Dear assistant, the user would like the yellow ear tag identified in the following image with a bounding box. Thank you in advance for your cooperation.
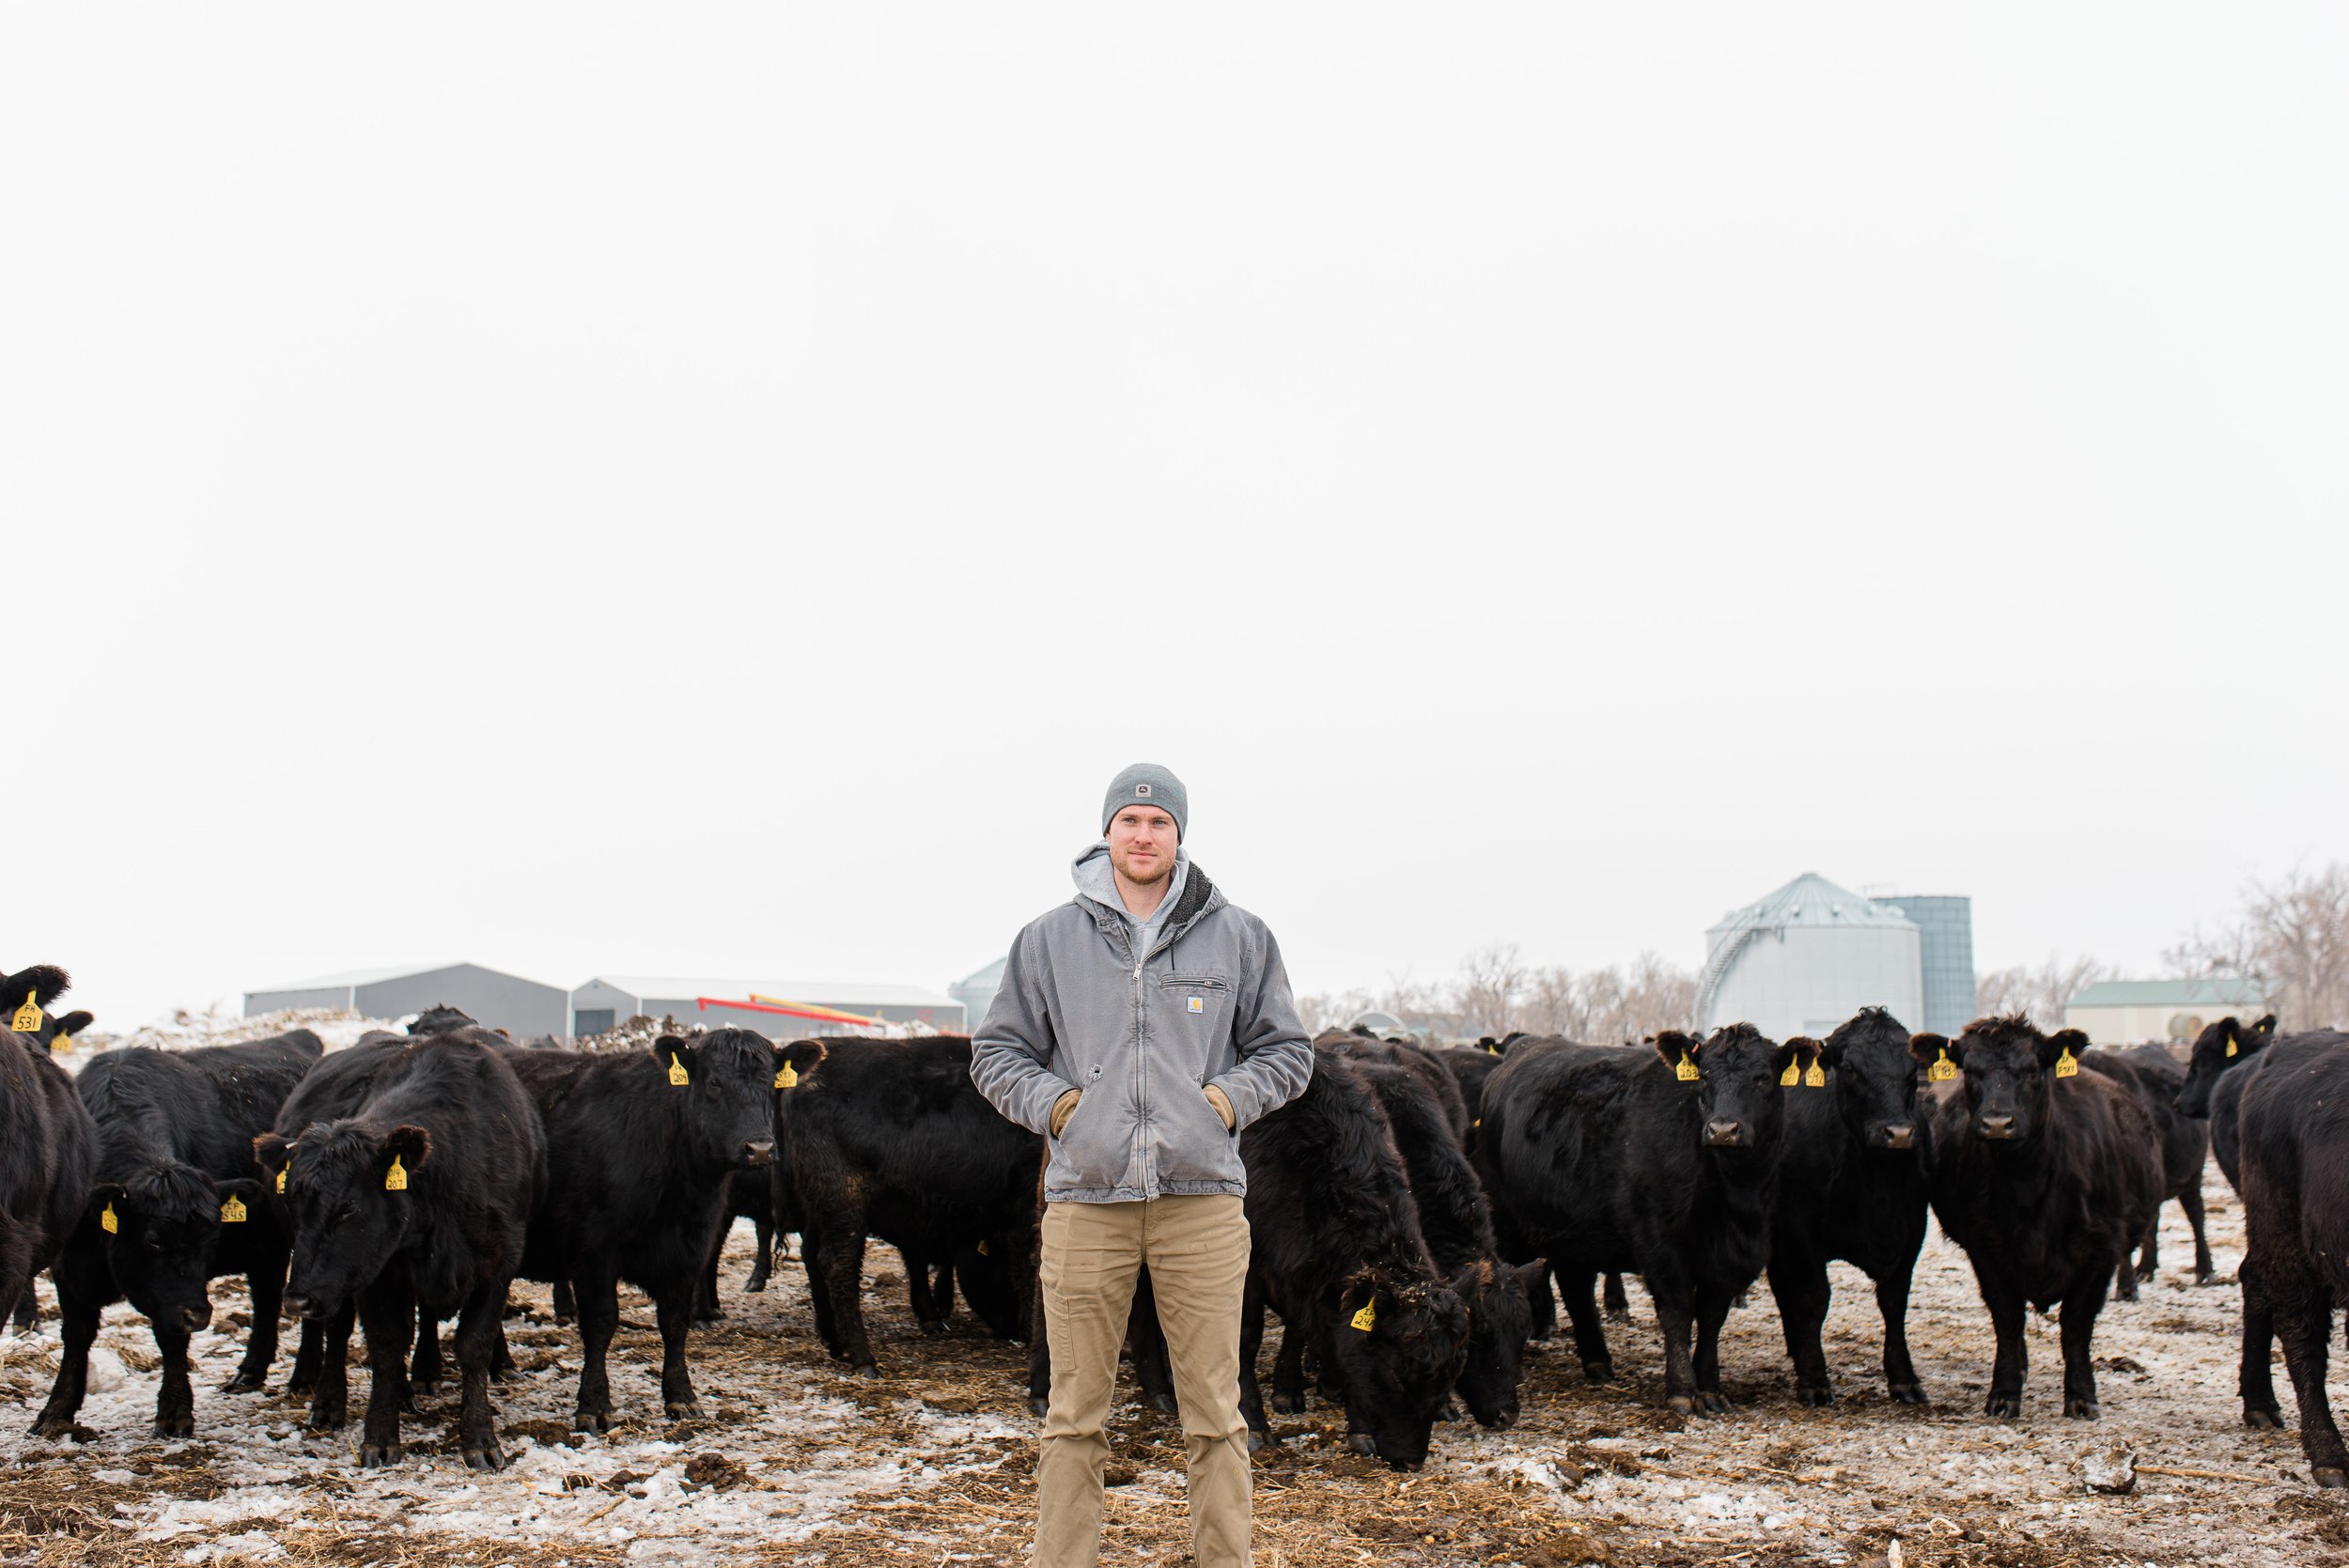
[1486,1043,1499,1056]
[220,1195,247,1224]
[11,992,41,1033]
[975,1239,990,1257]
[101,1203,118,1234]
[1350,1298,1377,1332]
[1674,1053,1699,1082]
[774,1062,797,1089]
[275,1167,288,1194]
[1780,1060,1800,1087]
[2055,1047,2078,1079]
[2225,1033,2238,1059]
[1929,1048,1957,1083]
[384,1155,408,1191]
[668,1057,691,1087]
[1805,1060,1827,1088]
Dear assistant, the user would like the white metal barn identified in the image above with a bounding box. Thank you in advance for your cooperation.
[243,961,569,1038]
[1697,873,1925,1042]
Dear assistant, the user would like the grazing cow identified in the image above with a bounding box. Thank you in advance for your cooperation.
[510,1029,785,1431]
[1476,1025,1799,1416]
[0,1022,98,1363]
[2083,1042,2215,1286]
[1,965,93,1054]
[1349,1057,1537,1429]
[1766,1008,1934,1406]
[256,1034,545,1468]
[2236,1032,2349,1485]
[1237,1047,1470,1469]
[2170,1015,2349,1430]
[783,1035,1040,1374]
[32,1032,321,1438]
[1328,1034,1471,1144]
[1922,1017,2162,1420]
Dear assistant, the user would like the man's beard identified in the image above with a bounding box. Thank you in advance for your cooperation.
[1112,850,1174,887]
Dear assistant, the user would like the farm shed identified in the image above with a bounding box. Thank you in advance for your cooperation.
[243,961,568,1038]
[568,976,966,1039]
[2063,976,2273,1045]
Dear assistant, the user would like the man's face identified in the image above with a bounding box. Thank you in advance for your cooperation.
[1108,805,1179,887]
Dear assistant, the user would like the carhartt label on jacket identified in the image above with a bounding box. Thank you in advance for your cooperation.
[1189,997,1203,1013]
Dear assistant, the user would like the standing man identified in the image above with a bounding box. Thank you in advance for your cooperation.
[972,764,1314,1568]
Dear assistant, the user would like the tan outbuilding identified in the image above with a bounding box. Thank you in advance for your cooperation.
[2062,978,2272,1046]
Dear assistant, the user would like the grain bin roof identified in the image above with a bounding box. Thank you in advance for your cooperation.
[1704,873,1918,940]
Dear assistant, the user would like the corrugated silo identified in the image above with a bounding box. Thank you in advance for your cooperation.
[1876,894,1975,1036]
[1696,873,1924,1041]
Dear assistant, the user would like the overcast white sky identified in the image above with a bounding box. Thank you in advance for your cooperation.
[7,6,2343,1031]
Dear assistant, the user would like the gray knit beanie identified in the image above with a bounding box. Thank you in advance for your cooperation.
[1102,763,1188,841]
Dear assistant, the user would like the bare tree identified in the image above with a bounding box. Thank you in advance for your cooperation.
[2166,862,2349,1031]
[1455,943,1529,1038]
[1975,954,2115,1032]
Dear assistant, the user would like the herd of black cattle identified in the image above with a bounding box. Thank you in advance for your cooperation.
[5,961,2349,1490]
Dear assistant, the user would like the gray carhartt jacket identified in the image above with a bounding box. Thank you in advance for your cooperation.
[970,846,1315,1203]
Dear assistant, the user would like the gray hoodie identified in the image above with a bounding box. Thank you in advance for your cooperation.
[970,845,1314,1203]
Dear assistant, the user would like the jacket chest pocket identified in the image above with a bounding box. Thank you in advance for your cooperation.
[1159,974,1235,1065]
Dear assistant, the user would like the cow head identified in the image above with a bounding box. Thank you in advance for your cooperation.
[2175,1013,2276,1118]
[652,1029,807,1172]
[1328,1270,1471,1470]
[1655,1025,1799,1153]
[1450,1257,1542,1429]
[261,1122,432,1320]
[408,1005,479,1036]
[1927,1015,2082,1145]
[3,965,85,1051]
[84,1165,266,1336]
[1810,1007,1923,1153]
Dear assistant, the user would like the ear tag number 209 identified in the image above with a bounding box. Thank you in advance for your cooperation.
[668,1057,691,1087]
[1674,1054,1699,1082]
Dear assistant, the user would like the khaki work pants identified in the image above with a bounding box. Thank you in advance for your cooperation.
[1035,1194,1252,1568]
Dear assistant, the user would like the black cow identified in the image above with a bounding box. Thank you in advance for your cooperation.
[2235,1032,2349,1484]
[1,965,94,1055]
[510,1029,784,1431]
[256,1033,545,1468]
[2082,1043,2215,1286]
[782,1036,1039,1374]
[1326,1034,1472,1144]
[1921,1016,2162,1419]
[1349,1057,1537,1428]
[1766,1008,1933,1406]
[1476,1025,1799,1415]
[0,1021,98,1363]
[1238,1046,1470,1469]
[32,1032,320,1437]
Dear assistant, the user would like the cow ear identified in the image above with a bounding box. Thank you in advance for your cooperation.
[1773,1038,1812,1084]
[2254,1013,2278,1035]
[252,1133,293,1175]
[2039,1028,2090,1071]
[652,1035,698,1085]
[382,1124,432,1171]
[774,1039,827,1088]
[86,1183,129,1232]
[1513,1260,1548,1295]
[1909,1032,1952,1069]
[1651,1030,1701,1071]
[6,966,71,1008]
[215,1177,266,1223]
[1810,1036,1843,1072]
[54,1010,94,1037]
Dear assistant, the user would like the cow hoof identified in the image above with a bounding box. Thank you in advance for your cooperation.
[1346,1432,1377,1457]
[1698,1391,1731,1415]
[1436,1399,1462,1423]
[573,1410,613,1434]
[1270,1392,1305,1415]
[152,1414,195,1439]
[665,1401,701,1421]
[28,1414,73,1440]
[2134,1264,2156,1282]
[746,1276,770,1294]
[1148,1391,1178,1416]
[412,1378,442,1400]
[1795,1385,1833,1407]
[1028,1396,1050,1420]
[1581,1360,1613,1386]
[2064,1397,2100,1420]
[1528,1327,1553,1343]
[288,1374,319,1397]
[1888,1382,1927,1405]
[1984,1393,2021,1418]
[2195,1270,2218,1287]
[1246,1429,1270,1454]
[2246,1406,2287,1430]
[919,1320,945,1338]
[1605,1306,1631,1323]
[359,1441,401,1467]
[463,1441,506,1472]
[852,1364,879,1380]
[220,1371,267,1395]
[399,1394,422,1417]
[2315,1466,2349,1490]
[307,1410,348,1434]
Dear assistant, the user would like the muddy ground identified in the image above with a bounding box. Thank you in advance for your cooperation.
[1,1172,2343,1567]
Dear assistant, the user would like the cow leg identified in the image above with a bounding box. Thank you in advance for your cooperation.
[798,1217,843,1356]
[454,1283,508,1470]
[149,1320,198,1437]
[2058,1270,2110,1419]
[2135,1213,2161,1282]
[2112,1249,2140,1302]
[1766,1259,1834,1406]
[1693,1292,1737,1414]
[1558,1268,1613,1385]
[817,1225,879,1374]
[1525,1264,1556,1342]
[571,1265,621,1434]
[1128,1270,1176,1415]
[1269,1312,1308,1413]
[13,1288,38,1333]
[1603,1271,1631,1320]
[306,1304,355,1431]
[2182,1184,2217,1286]
[358,1284,412,1466]
[288,1316,324,1395]
[409,1305,443,1400]
[655,1284,700,1420]
[2238,1256,2287,1427]
[1983,1287,2028,1418]
[490,1319,519,1384]
[1875,1274,1925,1403]
[551,1278,577,1325]
[902,1247,945,1337]
[2271,1276,2348,1483]
[228,1259,288,1393]
[746,1215,773,1292]
[1237,1273,1273,1452]
[695,1241,723,1327]
[1655,1298,1699,1415]
[30,1287,102,1437]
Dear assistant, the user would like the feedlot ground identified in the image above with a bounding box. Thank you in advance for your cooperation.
[0,1179,2342,1567]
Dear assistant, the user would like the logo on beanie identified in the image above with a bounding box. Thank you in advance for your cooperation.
[1134,784,1152,797]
